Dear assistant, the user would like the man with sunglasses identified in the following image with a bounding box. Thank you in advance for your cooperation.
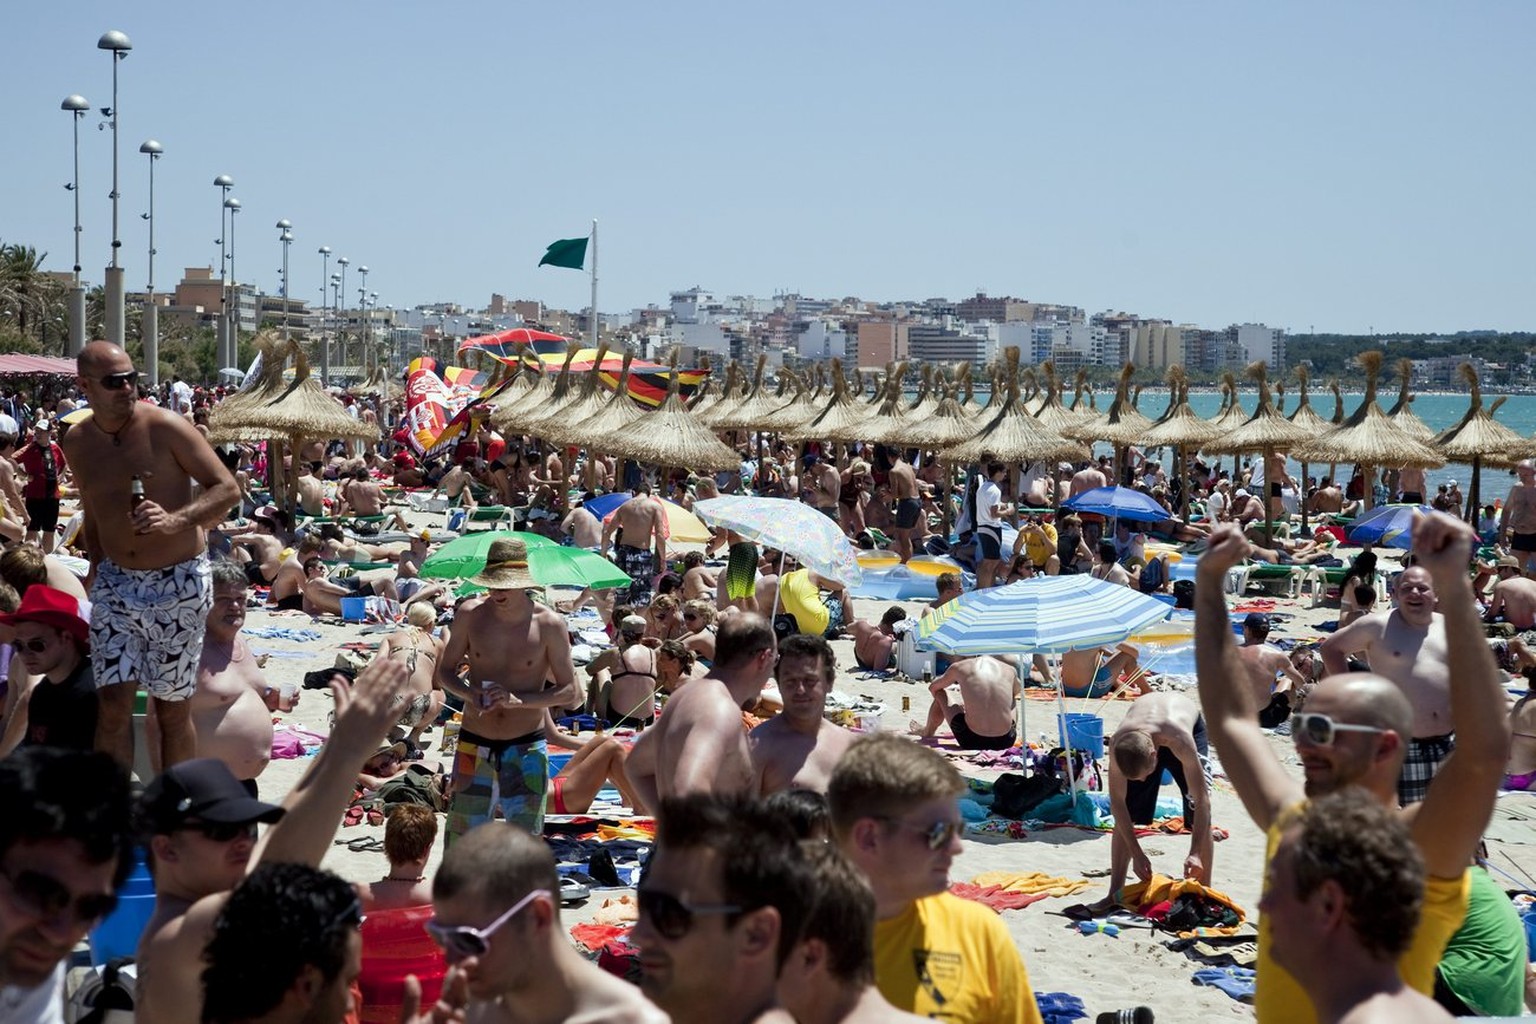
[0,747,134,1023]
[200,863,365,1024]
[62,341,241,775]
[829,734,1044,1023]
[132,657,408,1024]
[1195,515,1508,1024]
[627,613,778,809]
[631,794,813,1024]
[0,584,94,754]
[400,821,667,1024]
[1320,564,1454,805]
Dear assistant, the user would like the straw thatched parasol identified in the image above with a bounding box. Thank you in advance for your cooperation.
[894,379,976,450]
[501,342,585,440]
[1292,351,1444,511]
[946,348,1088,465]
[1437,362,1525,520]
[209,331,287,429]
[590,350,739,472]
[827,362,912,444]
[1032,362,1087,441]
[490,347,560,437]
[711,355,785,432]
[696,360,749,428]
[1142,368,1221,450]
[786,359,871,443]
[1385,357,1435,442]
[1072,363,1150,447]
[1209,362,1314,542]
[209,338,377,444]
[966,363,1005,427]
[554,349,642,448]
[1286,366,1335,531]
[539,345,625,450]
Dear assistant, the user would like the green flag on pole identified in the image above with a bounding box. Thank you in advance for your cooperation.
[538,237,588,270]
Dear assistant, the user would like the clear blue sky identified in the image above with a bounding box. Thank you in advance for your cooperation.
[4,2,1533,334]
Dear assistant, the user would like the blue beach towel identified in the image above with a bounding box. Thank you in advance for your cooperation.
[1192,966,1256,1003]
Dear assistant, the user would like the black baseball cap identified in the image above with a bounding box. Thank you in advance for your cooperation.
[138,758,285,834]
[1242,612,1271,634]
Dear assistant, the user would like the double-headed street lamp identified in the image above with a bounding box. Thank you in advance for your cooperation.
[357,266,370,370]
[275,220,292,340]
[98,30,131,348]
[60,94,90,355]
[336,257,350,368]
[213,174,233,367]
[139,139,162,384]
[317,245,332,383]
[223,197,240,369]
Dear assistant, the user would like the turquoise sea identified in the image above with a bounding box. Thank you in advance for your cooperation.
[1135,390,1536,508]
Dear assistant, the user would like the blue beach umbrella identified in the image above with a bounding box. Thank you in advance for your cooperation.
[1061,485,1172,523]
[1345,503,1432,550]
[916,575,1172,798]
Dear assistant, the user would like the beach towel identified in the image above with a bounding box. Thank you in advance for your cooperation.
[949,883,1054,913]
[1032,992,1088,1024]
[969,872,1092,898]
[1191,966,1256,1003]
[242,626,323,641]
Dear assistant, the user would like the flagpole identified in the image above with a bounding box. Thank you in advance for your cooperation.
[589,219,599,351]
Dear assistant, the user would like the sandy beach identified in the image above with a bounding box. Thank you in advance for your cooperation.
[236,506,1536,1024]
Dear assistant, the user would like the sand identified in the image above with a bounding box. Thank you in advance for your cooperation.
[237,513,1536,1024]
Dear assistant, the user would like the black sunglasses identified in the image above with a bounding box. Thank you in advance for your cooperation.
[14,637,52,654]
[181,819,260,843]
[875,816,962,851]
[99,371,140,391]
[636,887,742,940]
[0,862,117,926]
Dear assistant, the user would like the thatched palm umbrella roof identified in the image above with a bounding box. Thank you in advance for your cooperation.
[552,350,642,448]
[1287,366,1335,531]
[538,344,623,449]
[1435,362,1524,518]
[683,354,714,411]
[519,342,595,440]
[696,360,750,428]
[1207,373,1250,439]
[1385,357,1436,442]
[712,355,786,432]
[966,364,1005,427]
[1068,370,1096,417]
[1072,363,1150,446]
[894,380,976,450]
[490,347,561,436]
[209,338,377,444]
[828,362,912,444]
[1292,351,1444,510]
[1209,363,1314,542]
[751,371,815,435]
[946,348,1088,465]
[1142,370,1221,450]
[904,364,938,419]
[210,331,287,428]
[590,350,739,472]
[1032,363,1086,440]
[787,359,870,443]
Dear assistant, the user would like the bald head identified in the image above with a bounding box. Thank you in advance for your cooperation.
[78,341,130,376]
[1312,674,1414,742]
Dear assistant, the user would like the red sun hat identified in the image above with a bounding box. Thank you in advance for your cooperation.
[0,584,91,644]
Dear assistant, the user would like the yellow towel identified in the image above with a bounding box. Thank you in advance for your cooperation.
[968,871,1092,897]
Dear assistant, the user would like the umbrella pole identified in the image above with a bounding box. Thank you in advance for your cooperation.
[1469,457,1480,526]
[1262,446,1274,549]
[1015,660,1027,760]
[1054,668,1078,800]
[1300,460,1311,535]
[769,550,787,622]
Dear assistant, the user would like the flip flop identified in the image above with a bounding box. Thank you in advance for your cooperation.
[347,837,385,853]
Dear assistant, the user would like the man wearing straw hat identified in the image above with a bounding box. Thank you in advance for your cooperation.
[434,537,580,843]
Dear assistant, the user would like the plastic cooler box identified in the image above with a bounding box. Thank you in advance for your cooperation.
[89,851,155,966]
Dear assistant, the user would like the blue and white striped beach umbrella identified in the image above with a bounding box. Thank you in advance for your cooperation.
[916,575,1173,656]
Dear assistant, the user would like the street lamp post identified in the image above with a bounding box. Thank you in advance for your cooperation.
[317,245,331,384]
[139,139,162,385]
[97,30,132,349]
[336,257,349,370]
[213,174,233,368]
[357,266,370,371]
[60,94,90,356]
[224,197,240,370]
[275,220,292,341]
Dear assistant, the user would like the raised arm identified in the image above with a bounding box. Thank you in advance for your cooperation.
[1194,525,1301,831]
[252,657,407,868]
[1407,512,1511,878]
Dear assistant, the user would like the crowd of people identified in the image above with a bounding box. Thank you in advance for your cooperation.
[4,343,1536,1023]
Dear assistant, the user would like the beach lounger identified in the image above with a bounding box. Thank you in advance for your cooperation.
[445,505,513,532]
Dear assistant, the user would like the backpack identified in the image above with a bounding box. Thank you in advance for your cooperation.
[989,772,1064,820]
[376,763,448,812]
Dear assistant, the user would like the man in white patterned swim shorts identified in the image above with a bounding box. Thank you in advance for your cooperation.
[62,341,241,772]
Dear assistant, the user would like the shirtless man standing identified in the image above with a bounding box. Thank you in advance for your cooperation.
[1070,459,1107,498]
[919,655,1019,750]
[626,613,777,809]
[433,537,580,842]
[887,449,922,562]
[603,484,666,608]
[64,341,241,771]
[1321,565,1453,805]
[1398,464,1428,505]
[296,460,325,516]
[1501,461,1536,574]
[1238,613,1310,728]
[1100,692,1213,905]
[1265,451,1295,519]
[807,454,841,523]
[750,634,856,795]
[191,560,283,783]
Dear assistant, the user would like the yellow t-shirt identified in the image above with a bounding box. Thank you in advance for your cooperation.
[874,892,1044,1024]
[1255,804,1471,1024]
[1021,523,1057,567]
[778,569,829,637]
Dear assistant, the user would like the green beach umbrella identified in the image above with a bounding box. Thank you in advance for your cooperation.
[419,530,558,580]
[455,546,633,595]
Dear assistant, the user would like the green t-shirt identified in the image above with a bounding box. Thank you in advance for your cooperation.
[1437,867,1527,1017]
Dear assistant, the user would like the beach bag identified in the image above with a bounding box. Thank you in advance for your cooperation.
[990,772,1063,820]
[376,764,447,812]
